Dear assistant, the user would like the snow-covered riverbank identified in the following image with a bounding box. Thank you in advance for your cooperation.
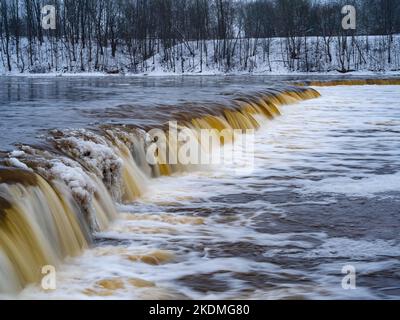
[1,36,400,76]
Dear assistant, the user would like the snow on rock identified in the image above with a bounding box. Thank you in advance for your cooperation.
[6,158,30,170]
[6,145,99,212]
[9,150,26,157]
[52,131,124,200]
[48,159,96,207]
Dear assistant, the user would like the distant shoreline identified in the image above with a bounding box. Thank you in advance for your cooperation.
[1,70,400,78]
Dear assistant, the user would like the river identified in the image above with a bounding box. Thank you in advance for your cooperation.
[0,76,399,299]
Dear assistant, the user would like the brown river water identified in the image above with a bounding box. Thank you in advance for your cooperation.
[0,75,399,299]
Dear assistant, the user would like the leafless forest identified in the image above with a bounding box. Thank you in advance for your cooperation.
[1,0,400,74]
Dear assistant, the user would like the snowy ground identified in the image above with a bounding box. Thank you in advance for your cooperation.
[1,36,400,76]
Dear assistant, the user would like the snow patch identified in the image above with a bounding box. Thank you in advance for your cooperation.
[6,158,30,170]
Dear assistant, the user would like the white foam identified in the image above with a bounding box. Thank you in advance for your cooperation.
[12,85,400,300]
[302,172,400,197]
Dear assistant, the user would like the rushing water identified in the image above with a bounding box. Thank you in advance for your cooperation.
[0,76,399,299]
[0,75,296,150]
[1,75,396,151]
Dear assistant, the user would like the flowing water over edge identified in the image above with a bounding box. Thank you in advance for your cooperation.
[0,78,399,299]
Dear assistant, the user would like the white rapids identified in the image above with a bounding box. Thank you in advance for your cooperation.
[8,85,400,300]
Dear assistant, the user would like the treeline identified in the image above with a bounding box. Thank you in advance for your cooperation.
[0,0,399,73]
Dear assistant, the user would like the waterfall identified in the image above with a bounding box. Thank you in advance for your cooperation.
[0,86,321,294]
